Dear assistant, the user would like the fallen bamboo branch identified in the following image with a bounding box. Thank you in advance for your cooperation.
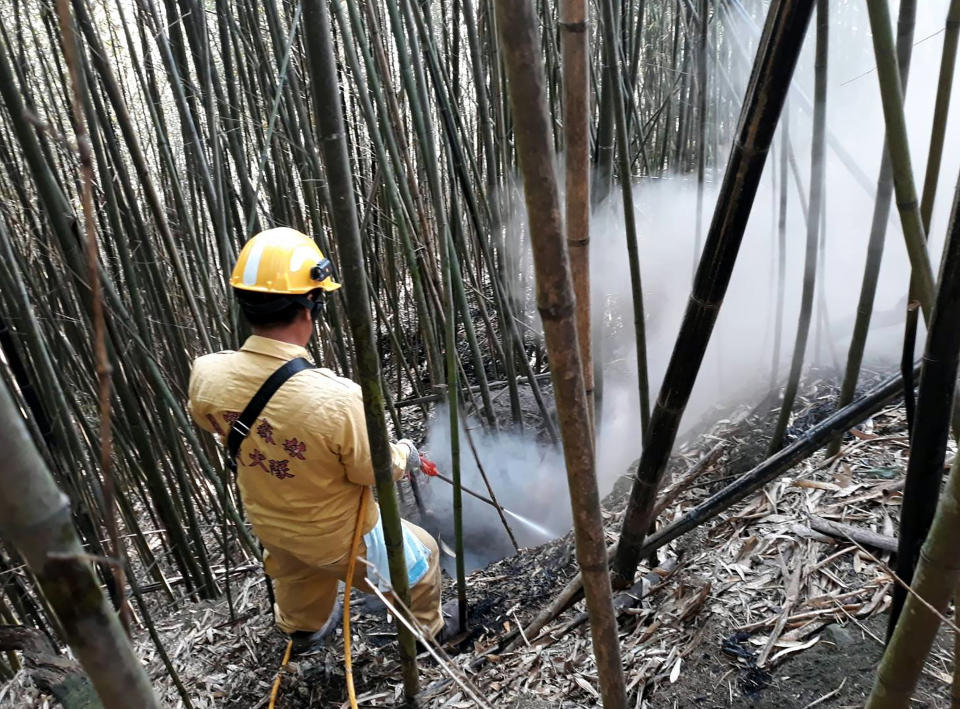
[358,559,493,709]
[136,563,262,595]
[757,546,804,667]
[515,367,911,647]
[553,557,680,639]
[393,373,554,409]
[808,517,898,553]
[652,444,725,518]
[736,599,873,633]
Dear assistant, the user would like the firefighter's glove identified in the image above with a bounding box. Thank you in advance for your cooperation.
[419,454,439,478]
[398,439,421,478]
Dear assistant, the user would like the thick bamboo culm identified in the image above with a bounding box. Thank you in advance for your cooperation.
[0,378,159,708]
[560,0,593,434]
[301,0,419,696]
[888,192,960,637]
[867,171,960,707]
[612,0,816,588]
[492,0,627,705]
[899,0,960,431]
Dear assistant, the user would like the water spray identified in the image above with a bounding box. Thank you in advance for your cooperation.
[501,508,557,539]
[430,469,557,539]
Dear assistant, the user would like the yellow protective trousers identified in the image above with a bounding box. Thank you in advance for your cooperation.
[263,518,443,638]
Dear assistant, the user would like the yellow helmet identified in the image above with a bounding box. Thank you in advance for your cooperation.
[230,227,341,294]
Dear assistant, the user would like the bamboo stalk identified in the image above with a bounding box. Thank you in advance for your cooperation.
[74,0,215,351]
[693,0,709,276]
[888,170,960,637]
[864,0,936,320]
[444,181,468,632]
[869,456,960,706]
[954,587,960,709]
[492,1,627,705]
[768,0,828,454]
[461,423,519,551]
[126,571,194,708]
[598,0,650,435]
[771,113,788,387]
[560,0,593,432]
[0,378,159,708]
[612,0,816,588]
[828,0,917,457]
[301,0,419,696]
[332,0,443,386]
[900,0,960,433]
[54,0,129,631]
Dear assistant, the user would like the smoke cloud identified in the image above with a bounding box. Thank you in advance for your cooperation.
[420,1,960,571]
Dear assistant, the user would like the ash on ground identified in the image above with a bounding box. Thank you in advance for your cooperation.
[5,371,954,708]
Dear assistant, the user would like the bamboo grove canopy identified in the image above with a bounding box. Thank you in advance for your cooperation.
[0,0,753,648]
[2,0,960,706]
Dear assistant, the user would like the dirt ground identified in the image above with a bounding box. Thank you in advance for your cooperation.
[653,615,951,708]
[2,374,957,708]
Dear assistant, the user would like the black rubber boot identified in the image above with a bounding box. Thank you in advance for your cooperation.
[439,599,463,641]
[288,600,342,656]
[419,599,465,651]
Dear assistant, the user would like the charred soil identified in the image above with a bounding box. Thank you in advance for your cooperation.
[149,373,955,707]
[4,371,954,708]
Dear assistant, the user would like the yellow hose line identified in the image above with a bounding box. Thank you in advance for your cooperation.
[265,487,368,709]
[267,639,293,709]
[344,488,370,709]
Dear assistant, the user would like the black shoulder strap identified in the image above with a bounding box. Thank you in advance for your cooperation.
[227,357,315,469]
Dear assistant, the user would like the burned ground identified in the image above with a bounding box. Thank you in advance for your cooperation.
[2,373,954,708]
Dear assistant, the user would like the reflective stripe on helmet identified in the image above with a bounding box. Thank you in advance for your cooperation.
[242,237,269,286]
[289,245,317,274]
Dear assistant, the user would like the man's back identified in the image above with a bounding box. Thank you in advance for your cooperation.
[188,335,403,565]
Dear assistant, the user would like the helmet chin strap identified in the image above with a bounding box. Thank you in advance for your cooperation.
[307,295,325,320]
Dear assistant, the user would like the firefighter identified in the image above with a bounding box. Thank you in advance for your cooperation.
[188,227,451,654]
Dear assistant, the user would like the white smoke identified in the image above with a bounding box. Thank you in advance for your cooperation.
[418,406,570,572]
[421,0,960,568]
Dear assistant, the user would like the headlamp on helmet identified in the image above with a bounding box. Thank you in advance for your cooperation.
[310,258,334,284]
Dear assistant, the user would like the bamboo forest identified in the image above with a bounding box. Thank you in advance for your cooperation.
[2,0,960,706]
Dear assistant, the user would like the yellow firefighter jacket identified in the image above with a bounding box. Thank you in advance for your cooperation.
[188,335,409,566]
